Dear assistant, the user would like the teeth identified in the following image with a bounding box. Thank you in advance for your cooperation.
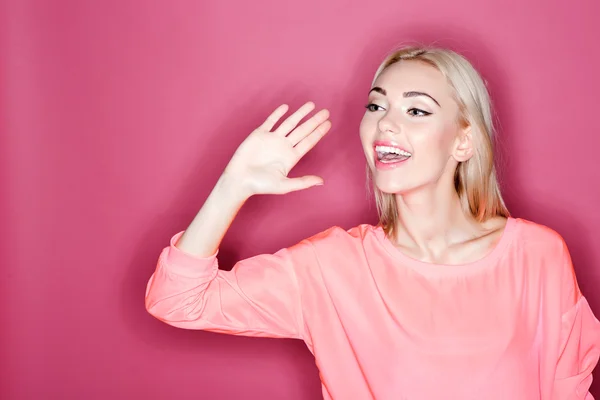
[375,145,412,157]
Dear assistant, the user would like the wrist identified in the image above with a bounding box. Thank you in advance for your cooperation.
[216,172,253,203]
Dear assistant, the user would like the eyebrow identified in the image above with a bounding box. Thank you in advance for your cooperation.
[368,87,441,107]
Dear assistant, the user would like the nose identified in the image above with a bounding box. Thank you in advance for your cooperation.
[377,112,400,135]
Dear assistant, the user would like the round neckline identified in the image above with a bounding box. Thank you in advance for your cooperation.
[373,217,518,276]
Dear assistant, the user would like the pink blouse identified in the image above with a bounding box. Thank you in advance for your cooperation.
[145,217,600,399]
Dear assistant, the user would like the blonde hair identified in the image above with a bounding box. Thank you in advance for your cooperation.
[366,46,510,240]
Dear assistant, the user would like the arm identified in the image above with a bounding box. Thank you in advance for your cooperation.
[145,174,309,338]
[145,102,331,339]
[553,297,600,400]
[173,101,330,259]
[144,228,312,339]
[552,241,600,400]
[173,172,248,259]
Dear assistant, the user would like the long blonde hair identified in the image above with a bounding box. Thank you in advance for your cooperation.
[366,46,510,240]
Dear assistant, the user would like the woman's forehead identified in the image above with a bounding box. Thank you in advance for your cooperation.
[373,61,451,98]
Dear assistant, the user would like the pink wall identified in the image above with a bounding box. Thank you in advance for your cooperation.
[2,0,599,398]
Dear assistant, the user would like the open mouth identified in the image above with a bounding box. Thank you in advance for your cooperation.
[374,145,412,164]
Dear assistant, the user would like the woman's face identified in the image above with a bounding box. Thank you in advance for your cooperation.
[359,60,470,195]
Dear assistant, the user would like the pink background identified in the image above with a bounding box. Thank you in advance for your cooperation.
[2,0,599,399]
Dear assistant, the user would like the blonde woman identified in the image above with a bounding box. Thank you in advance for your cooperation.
[145,47,600,399]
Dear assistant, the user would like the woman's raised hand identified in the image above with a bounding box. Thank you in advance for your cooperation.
[223,102,332,197]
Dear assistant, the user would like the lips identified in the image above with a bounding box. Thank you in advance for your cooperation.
[372,140,411,154]
[374,156,410,170]
[372,140,412,170]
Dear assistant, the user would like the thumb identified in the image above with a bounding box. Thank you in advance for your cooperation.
[279,175,324,193]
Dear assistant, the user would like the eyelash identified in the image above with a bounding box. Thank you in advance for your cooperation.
[364,103,431,117]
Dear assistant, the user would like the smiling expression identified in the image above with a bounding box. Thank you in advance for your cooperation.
[359,60,469,195]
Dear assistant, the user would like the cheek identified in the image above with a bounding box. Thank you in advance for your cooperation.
[412,121,456,158]
[359,115,375,152]
[359,115,372,139]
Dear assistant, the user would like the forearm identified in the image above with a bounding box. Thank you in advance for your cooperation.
[175,173,249,257]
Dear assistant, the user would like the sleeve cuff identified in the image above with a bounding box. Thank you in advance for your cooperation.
[161,231,219,279]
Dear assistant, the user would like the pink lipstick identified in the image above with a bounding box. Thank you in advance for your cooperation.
[372,140,412,170]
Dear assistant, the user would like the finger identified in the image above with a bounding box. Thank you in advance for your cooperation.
[277,176,324,194]
[258,104,289,132]
[273,101,316,136]
[294,120,332,156]
[287,109,330,146]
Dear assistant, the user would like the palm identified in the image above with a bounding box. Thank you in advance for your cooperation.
[225,102,331,196]
[237,132,298,189]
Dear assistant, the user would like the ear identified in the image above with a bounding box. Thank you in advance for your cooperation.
[453,126,473,162]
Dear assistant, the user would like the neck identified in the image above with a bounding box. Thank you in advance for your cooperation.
[393,183,477,251]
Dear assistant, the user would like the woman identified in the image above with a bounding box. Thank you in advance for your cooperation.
[145,46,600,399]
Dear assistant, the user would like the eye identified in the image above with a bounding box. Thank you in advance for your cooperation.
[365,103,384,112]
[407,108,431,117]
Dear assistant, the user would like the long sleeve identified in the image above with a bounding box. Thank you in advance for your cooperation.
[552,296,600,400]
[551,240,600,400]
[145,231,312,340]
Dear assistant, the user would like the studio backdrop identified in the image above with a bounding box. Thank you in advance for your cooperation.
[2,0,599,398]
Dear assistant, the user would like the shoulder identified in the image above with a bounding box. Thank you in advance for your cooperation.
[512,217,580,307]
[287,224,379,258]
[302,223,379,245]
[278,224,379,282]
[512,217,568,255]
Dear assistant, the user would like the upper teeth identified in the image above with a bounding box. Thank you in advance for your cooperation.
[375,145,411,157]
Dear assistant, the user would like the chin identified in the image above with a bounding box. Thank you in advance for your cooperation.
[367,164,408,194]
[372,175,412,195]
